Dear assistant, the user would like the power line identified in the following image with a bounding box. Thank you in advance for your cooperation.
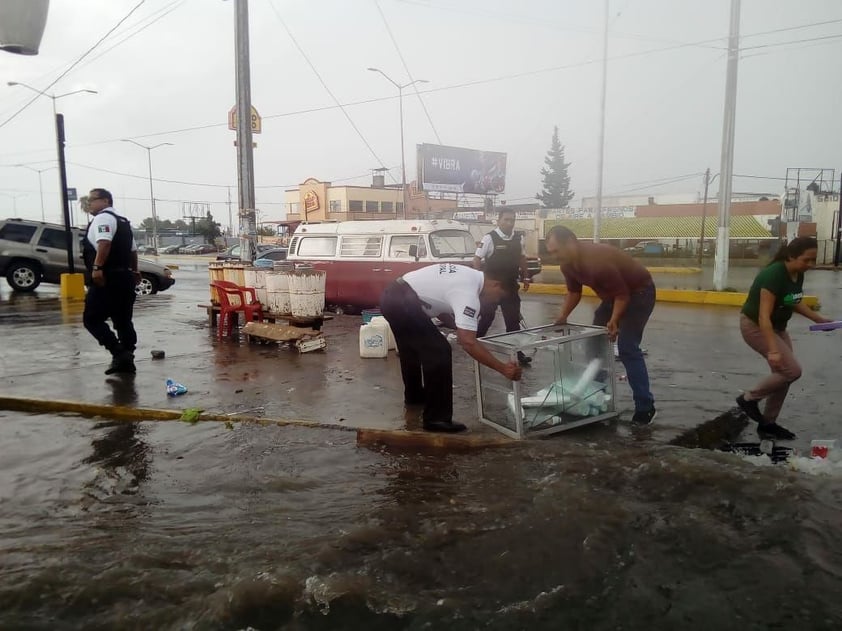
[267,0,396,181]
[741,32,842,52]
[374,0,443,144]
[0,0,148,131]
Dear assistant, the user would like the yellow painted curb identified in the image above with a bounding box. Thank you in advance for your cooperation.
[59,273,86,300]
[526,283,820,308]
[0,396,512,451]
[166,264,180,270]
[647,266,702,274]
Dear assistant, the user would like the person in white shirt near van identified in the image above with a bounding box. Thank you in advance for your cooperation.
[380,264,523,433]
[472,208,532,366]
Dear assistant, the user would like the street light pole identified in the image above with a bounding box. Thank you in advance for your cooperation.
[367,68,428,220]
[698,169,720,265]
[16,164,55,222]
[7,81,97,273]
[121,139,173,251]
[593,0,609,243]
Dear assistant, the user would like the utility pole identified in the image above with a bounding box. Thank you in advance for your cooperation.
[713,0,741,291]
[699,169,710,265]
[234,0,257,262]
[55,114,75,273]
[593,0,609,243]
[227,185,233,238]
[834,174,842,267]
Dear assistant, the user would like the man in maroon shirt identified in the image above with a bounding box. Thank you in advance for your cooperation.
[546,225,657,425]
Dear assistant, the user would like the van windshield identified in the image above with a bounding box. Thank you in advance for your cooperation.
[429,230,476,258]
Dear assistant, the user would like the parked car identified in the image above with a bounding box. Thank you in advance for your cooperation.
[192,244,218,254]
[624,241,665,256]
[160,244,181,254]
[0,218,175,295]
[254,248,288,264]
[137,245,157,255]
[179,244,202,254]
[217,243,275,261]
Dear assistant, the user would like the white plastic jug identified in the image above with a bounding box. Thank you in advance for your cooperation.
[359,322,388,358]
[369,316,396,351]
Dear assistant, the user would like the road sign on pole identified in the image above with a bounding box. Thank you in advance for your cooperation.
[66,187,77,201]
[228,104,261,134]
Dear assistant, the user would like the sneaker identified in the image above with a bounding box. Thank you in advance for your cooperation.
[423,420,468,433]
[631,408,657,425]
[105,351,136,375]
[736,394,765,424]
[517,351,532,367]
[757,422,796,441]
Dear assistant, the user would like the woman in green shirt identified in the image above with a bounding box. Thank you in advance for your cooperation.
[737,237,832,439]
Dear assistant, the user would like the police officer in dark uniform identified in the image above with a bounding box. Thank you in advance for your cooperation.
[472,208,532,365]
[82,188,140,375]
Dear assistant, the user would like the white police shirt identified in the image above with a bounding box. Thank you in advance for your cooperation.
[86,207,138,251]
[402,264,484,331]
[473,228,526,260]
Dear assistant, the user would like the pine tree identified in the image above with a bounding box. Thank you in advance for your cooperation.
[536,126,574,209]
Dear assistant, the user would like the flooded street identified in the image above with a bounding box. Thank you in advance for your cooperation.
[2,412,841,630]
[2,263,842,629]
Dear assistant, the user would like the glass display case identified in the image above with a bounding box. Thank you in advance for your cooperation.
[475,324,618,439]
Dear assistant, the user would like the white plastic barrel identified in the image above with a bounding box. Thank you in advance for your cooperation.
[370,316,396,351]
[359,322,388,358]
[288,269,326,318]
[243,267,257,291]
[254,269,268,307]
[265,271,292,315]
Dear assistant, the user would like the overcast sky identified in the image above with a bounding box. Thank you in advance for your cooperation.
[1,0,841,228]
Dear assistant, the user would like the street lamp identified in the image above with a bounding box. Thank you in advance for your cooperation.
[6,81,97,117]
[367,68,428,220]
[0,191,25,214]
[699,169,721,265]
[15,164,56,222]
[7,80,97,275]
[121,139,173,252]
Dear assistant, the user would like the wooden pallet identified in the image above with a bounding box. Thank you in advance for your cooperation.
[198,304,331,331]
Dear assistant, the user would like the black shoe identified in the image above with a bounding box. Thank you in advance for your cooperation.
[757,422,796,440]
[736,394,765,424]
[105,351,136,375]
[631,408,657,425]
[517,351,532,367]
[423,421,468,433]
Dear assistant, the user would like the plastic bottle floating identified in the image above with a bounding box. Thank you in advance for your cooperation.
[166,379,188,397]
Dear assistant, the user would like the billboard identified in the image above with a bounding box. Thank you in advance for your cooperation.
[417,143,507,195]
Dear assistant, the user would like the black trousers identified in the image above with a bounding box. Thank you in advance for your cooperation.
[477,280,521,338]
[380,280,453,424]
[83,271,137,355]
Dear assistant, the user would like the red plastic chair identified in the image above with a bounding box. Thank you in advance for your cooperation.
[211,280,264,339]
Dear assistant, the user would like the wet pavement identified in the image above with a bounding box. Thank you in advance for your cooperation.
[1,264,840,450]
[1,266,842,629]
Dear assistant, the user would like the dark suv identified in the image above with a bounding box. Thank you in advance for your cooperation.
[0,218,175,294]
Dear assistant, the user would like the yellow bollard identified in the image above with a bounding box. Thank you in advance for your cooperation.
[60,273,86,300]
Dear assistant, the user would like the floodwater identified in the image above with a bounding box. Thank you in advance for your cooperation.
[2,412,841,630]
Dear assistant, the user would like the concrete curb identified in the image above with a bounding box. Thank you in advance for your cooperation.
[0,396,513,451]
[526,283,820,308]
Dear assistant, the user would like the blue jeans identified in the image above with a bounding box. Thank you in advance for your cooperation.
[593,283,655,412]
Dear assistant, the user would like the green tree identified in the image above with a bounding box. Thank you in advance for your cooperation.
[195,212,222,244]
[536,126,574,209]
[257,225,276,237]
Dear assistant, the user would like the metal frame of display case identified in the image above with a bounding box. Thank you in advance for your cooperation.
[475,323,619,439]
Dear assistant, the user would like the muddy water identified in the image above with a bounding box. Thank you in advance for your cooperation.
[2,413,841,630]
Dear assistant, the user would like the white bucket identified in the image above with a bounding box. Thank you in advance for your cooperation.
[254,269,268,307]
[360,322,388,358]
[288,269,326,318]
[265,271,291,315]
[370,316,396,351]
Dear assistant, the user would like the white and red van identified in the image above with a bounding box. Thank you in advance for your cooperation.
[286,219,476,312]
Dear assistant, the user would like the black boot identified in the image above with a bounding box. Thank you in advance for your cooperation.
[105,350,136,375]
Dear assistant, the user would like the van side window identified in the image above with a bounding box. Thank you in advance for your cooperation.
[297,236,337,257]
[340,236,383,257]
[389,236,427,259]
[38,228,67,250]
[0,223,37,244]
